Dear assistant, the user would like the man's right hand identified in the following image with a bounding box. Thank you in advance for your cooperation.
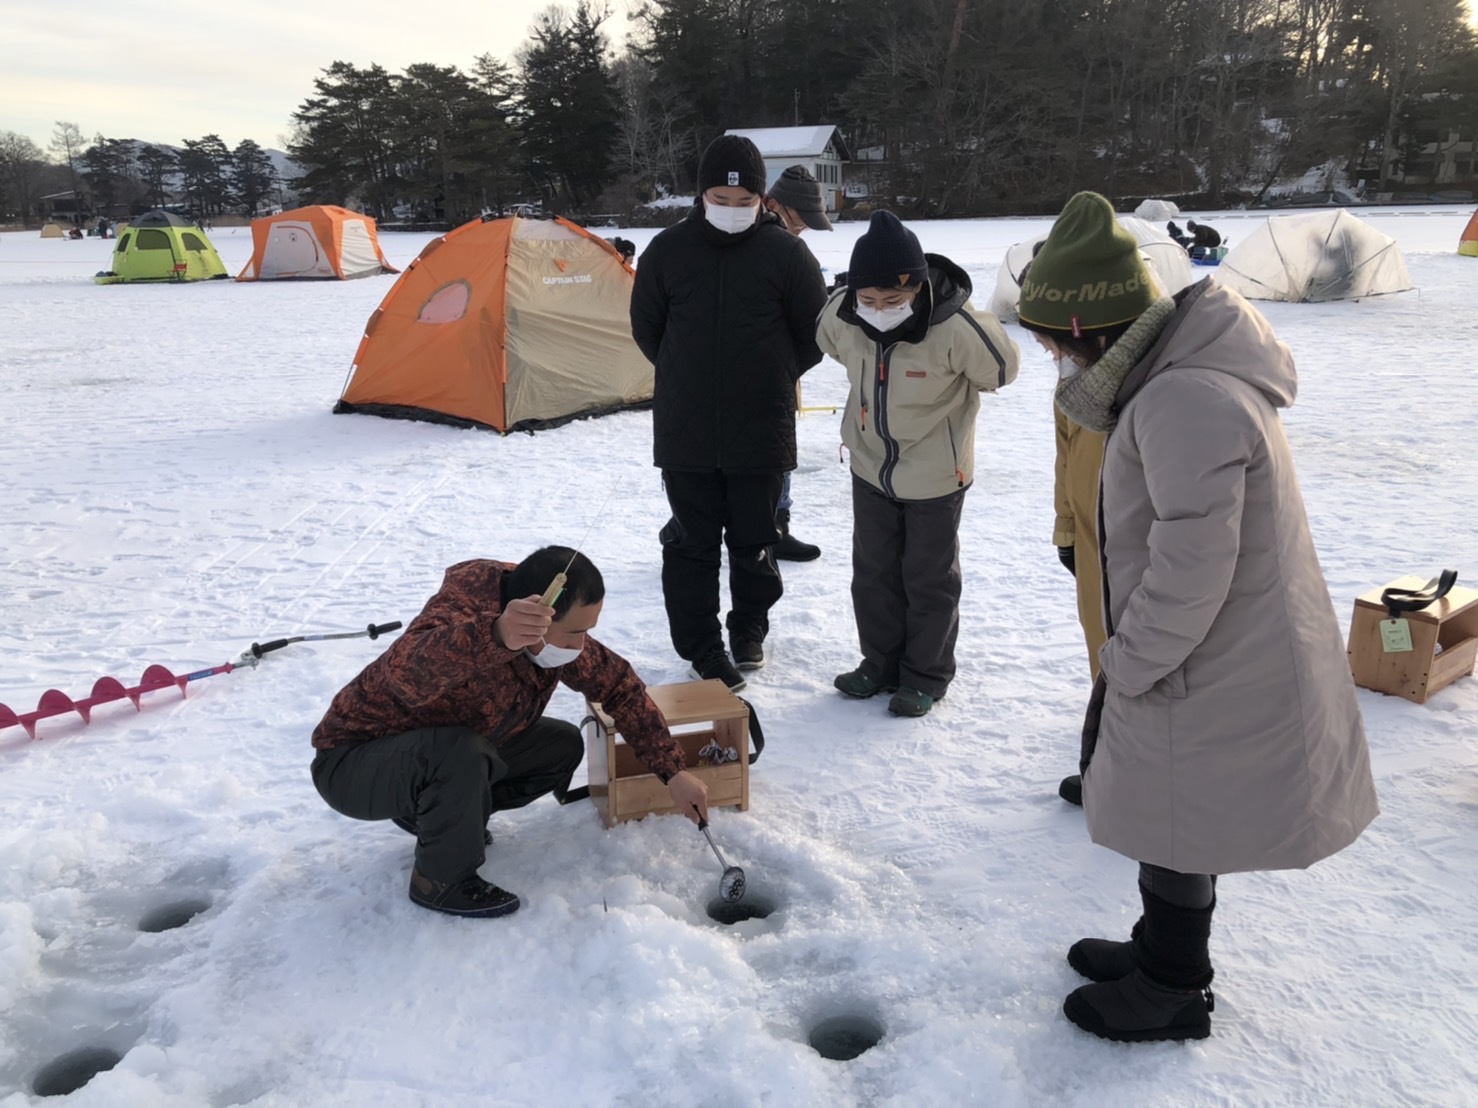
[1057,545,1077,576]
[493,595,555,650]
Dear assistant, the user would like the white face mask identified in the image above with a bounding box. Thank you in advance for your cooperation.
[1056,356,1082,380]
[856,301,915,332]
[524,642,584,668]
[704,202,759,234]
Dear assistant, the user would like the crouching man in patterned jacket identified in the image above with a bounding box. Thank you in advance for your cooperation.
[311,547,708,919]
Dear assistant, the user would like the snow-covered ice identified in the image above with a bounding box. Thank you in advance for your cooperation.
[1,208,1476,1106]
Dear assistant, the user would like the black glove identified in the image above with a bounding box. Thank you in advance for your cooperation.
[1057,545,1076,576]
[830,270,848,290]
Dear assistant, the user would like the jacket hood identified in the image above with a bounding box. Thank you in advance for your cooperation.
[1131,279,1297,409]
[924,253,972,324]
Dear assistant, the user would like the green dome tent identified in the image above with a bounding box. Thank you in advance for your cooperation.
[95,211,229,284]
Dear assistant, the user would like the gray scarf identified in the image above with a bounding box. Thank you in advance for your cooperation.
[1054,297,1177,433]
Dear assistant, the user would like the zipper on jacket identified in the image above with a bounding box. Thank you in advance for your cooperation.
[946,418,963,487]
[873,340,902,498]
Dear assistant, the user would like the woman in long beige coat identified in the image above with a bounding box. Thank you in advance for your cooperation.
[1018,192,1378,1044]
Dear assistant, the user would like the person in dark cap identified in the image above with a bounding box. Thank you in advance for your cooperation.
[765,164,833,234]
[817,210,1019,718]
[630,135,828,692]
[1019,190,1376,1044]
[760,164,833,563]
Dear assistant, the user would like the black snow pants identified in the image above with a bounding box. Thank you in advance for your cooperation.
[312,718,584,884]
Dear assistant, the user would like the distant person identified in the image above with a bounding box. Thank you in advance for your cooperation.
[1186,219,1221,249]
[763,165,834,563]
[630,135,828,691]
[1019,191,1377,1044]
[607,236,637,264]
[1169,219,1222,258]
[818,211,1020,718]
[311,548,709,919]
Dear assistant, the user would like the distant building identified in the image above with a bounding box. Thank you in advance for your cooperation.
[722,125,851,213]
[39,189,88,223]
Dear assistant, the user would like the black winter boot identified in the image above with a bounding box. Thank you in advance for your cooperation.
[772,509,820,562]
[408,868,521,918]
[1067,918,1141,982]
[1058,774,1083,806]
[1063,888,1215,1042]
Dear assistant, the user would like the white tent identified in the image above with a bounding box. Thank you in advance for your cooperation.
[1135,198,1180,222]
[987,215,1197,320]
[1215,209,1414,303]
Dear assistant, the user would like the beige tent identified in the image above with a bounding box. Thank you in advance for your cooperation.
[337,215,651,432]
[40,223,64,238]
[1216,210,1413,302]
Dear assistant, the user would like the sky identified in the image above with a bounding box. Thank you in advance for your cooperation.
[0,209,1475,1104]
[0,0,639,154]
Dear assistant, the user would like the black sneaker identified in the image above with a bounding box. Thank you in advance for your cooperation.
[408,868,521,918]
[730,639,765,672]
[689,647,747,692]
[393,816,492,846]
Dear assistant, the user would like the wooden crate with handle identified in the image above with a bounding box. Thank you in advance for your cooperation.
[583,679,750,827]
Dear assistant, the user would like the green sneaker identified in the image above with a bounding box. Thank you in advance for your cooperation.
[833,668,894,698]
[887,687,938,717]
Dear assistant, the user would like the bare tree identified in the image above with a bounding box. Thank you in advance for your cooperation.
[48,121,88,215]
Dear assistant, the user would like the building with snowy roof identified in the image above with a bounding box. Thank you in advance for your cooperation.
[722,125,851,213]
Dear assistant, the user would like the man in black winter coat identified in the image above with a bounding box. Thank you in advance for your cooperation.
[630,135,828,691]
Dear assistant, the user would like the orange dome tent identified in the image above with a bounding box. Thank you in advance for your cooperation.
[1461,209,1478,257]
[335,214,653,432]
[237,204,397,280]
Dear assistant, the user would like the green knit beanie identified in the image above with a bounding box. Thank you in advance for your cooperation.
[1018,191,1156,335]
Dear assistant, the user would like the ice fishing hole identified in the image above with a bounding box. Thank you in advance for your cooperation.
[138,897,212,933]
[32,1046,123,1097]
[705,890,778,925]
[808,1014,885,1061]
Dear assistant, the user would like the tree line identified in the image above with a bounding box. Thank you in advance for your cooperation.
[3,0,1474,227]
[0,122,283,224]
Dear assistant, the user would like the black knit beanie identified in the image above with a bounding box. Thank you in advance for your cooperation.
[847,210,928,290]
[698,136,767,196]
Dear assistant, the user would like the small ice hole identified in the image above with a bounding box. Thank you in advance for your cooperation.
[138,897,211,933]
[808,1014,885,1061]
[705,891,777,925]
[33,1046,123,1097]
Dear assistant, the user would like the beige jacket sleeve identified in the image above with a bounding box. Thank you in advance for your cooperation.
[1053,403,1075,547]
[955,303,1020,392]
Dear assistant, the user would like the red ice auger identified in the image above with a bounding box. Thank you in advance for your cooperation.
[0,621,402,742]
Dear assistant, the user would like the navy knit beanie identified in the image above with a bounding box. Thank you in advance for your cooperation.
[847,211,928,290]
[698,135,767,196]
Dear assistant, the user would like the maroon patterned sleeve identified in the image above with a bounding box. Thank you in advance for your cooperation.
[562,639,685,782]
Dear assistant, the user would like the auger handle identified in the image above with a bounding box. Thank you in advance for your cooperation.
[367,621,402,639]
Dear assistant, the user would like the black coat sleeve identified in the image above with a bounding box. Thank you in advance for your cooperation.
[784,241,828,376]
[629,240,666,365]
